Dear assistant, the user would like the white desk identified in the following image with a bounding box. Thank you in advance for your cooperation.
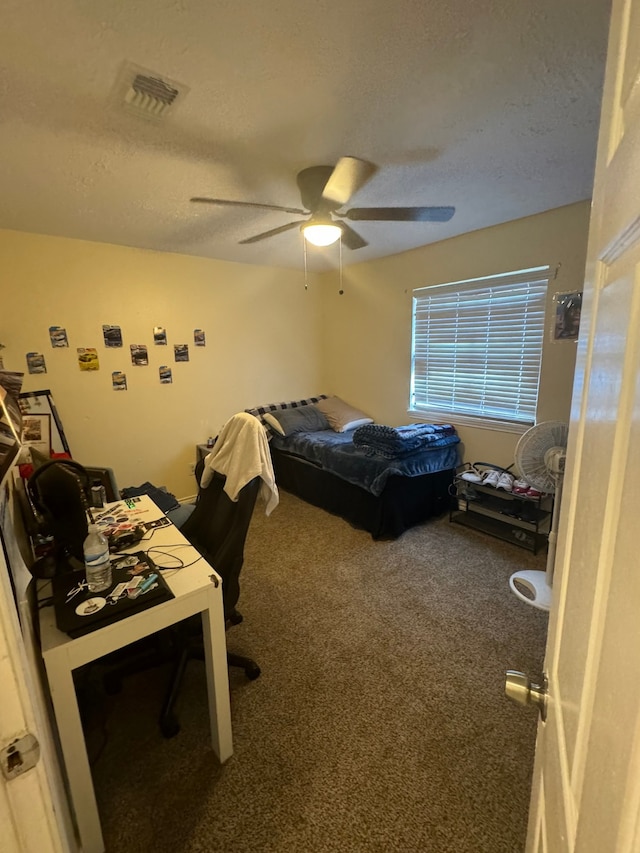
[39,496,233,853]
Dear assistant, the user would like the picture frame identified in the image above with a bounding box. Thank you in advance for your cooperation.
[553,290,582,341]
[18,389,71,454]
[21,413,51,457]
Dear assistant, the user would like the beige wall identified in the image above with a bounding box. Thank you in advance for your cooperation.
[1,230,323,499]
[318,201,591,468]
[2,202,591,498]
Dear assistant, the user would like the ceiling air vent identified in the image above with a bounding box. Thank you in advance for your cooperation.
[116,62,188,120]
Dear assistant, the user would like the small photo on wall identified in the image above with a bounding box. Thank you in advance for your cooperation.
[49,326,69,348]
[26,352,47,374]
[112,371,127,391]
[553,291,582,341]
[103,325,123,348]
[174,344,189,363]
[194,329,206,347]
[130,344,148,366]
[77,348,99,371]
[159,365,172,384]
[153,326,167,345]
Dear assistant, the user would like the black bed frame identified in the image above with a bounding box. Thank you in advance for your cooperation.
[270,447,455,540]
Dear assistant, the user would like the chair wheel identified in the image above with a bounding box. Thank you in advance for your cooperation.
[245,662,261,681]
[160,715,180,739]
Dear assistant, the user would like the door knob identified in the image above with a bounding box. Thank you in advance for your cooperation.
[505,670,547,721]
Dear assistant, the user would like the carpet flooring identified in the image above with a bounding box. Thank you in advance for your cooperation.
[85,491,549,852]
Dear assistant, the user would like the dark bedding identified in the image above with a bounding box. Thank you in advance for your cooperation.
[269,427,460,496]
[270,447,456,539]
[352,422,457,458]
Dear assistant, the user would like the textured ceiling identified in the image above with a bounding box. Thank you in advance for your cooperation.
[0,0,611,270]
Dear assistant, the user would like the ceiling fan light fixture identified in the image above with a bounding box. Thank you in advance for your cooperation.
[302,221,342,247]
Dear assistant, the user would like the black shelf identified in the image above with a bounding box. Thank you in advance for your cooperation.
[450,475,552,554]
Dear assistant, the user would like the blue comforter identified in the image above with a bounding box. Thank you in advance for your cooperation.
[269,427,460,496]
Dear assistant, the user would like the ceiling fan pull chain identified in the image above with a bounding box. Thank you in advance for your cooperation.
[303,237,309,290]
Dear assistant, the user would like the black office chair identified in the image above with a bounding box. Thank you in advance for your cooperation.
[159,459,261,738]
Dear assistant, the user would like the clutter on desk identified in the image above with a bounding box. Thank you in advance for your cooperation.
[105,524,145,552]
[120,481,181,514]
[52,552,173,638]
[90,481,107,508]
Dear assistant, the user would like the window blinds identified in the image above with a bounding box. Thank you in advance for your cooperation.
[411,267,549,426]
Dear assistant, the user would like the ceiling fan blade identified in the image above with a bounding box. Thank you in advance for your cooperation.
[345,206,456,222]
[238,221,302,245]
[339,222,368,250]
[321,157,378,207]
[191,197,306,215]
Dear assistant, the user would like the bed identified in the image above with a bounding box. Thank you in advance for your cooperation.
[246,396,460,540]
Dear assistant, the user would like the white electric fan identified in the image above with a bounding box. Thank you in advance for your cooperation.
[509,421,569,611]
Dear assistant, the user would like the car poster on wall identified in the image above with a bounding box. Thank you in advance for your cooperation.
[49,326,69,347]
[77,348,99,371]
[26,352,47,374]
[102,325,123,347]
[153,326,167,345]
[112,371,127,391]
[174,344,189,362]
[130,344,148,366]
[194,329,205,346]
[159,365,172,384]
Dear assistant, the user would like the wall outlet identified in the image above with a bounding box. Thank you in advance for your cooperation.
[188,462,196,475]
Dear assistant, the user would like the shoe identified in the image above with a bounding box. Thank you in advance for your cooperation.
[525,486,542,498]
[512,479,530,494]
[496,472,514,491]
[482,470,500,488]
[460,486,480,501]
[460,465,483,483]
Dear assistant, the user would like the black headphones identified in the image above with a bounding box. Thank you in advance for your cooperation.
[27,459,92,522]
[27,459,95,568]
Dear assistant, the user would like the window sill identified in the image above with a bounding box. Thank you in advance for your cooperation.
[407,410,532,435]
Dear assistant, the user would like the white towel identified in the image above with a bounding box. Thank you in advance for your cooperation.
[200,412,279,515]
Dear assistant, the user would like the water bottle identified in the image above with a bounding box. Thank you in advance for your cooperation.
[83,525,112,593]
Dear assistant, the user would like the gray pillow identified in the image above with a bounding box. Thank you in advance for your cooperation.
[314,396,374,433]
[265,406,330,436]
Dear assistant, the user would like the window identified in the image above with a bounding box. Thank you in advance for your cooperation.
[410,266,549,431]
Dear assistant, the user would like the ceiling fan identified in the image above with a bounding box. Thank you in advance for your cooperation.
[190,156,455,250]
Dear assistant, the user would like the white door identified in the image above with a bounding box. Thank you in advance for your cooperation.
[525,0,640,849]
[0,485,73,853]
[0,546,70,853]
